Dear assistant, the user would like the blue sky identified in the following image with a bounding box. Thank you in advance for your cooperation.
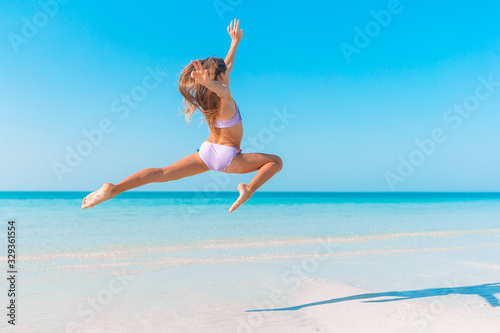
[1,0,500,192]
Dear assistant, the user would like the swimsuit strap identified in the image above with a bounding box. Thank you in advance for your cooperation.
[213,100,242,128]
[197,146,242,153]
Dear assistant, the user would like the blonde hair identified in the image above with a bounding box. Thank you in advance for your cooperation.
[178,56,227,137]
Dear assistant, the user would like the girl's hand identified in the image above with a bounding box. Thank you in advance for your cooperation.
[227,19,243,42]
[190,59,210,85]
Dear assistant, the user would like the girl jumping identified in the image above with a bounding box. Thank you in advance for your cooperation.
[81,19,283,213]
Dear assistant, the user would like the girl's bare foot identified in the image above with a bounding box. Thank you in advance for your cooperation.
[81,183,116,209]
[229,183,254,213]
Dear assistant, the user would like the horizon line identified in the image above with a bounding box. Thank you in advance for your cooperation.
[1,191,500,194]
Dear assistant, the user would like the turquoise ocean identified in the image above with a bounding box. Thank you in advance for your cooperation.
[2,192,500,332]
[2,191,500,255]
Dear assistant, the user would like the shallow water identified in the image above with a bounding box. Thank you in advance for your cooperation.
[2,192,500,331]
[2,191,500,255]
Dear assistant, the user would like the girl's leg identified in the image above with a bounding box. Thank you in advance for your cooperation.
[82,152,209,209]
[223,153,283,212]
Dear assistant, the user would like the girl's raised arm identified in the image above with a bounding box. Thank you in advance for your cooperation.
[190,60,228,98]
[225,19,243,76]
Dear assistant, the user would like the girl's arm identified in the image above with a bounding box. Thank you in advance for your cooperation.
[191,60,229,98]
[225,19,243,75]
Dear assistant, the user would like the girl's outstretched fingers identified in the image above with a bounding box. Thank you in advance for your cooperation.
[190,60,209,84]
[229,183,254,213]
[227,18,243,41]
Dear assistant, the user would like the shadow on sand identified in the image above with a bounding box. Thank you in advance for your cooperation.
[246,282,500,312]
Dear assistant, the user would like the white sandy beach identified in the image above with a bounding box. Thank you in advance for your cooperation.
[3,231,500,332]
